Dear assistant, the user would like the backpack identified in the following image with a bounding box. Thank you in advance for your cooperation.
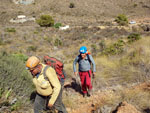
[77,52,91,64]
[43,56,66,83]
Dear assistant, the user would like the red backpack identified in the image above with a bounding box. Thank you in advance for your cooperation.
[43,56,66,82]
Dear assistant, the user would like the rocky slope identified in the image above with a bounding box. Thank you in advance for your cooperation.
[1,0,150,113]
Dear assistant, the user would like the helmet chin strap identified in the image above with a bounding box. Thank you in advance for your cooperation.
[31,64,43,77]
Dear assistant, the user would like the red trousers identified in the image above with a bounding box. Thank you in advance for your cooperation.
[79,70,92,94]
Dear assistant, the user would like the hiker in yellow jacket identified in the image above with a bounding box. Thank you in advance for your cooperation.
[26,56,67,113]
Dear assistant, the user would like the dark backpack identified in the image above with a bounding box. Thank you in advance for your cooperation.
[77,54,91,64]
[43,56,66,82]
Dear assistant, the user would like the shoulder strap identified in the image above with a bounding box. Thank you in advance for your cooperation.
[77,55,82,63]
[87,54,91,64]
[77,54,91,64]
[43,65,50,81]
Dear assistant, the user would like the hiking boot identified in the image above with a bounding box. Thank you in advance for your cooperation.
[83,93,86,97]
[87,90,92,97]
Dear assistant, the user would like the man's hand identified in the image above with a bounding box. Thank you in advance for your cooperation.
[74,72,78,76]
[48,103,53,108]
[92,72,96,79]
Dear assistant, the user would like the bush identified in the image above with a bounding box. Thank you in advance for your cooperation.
[127,33,141,43]
[54,23,62,28]
[99,40,106,51]
[12,53,28,63]
[36,15,54,27]
[54,38,62,46]
[43,36,52,43]
[69,3,75,8]
[115,14,128,26]
[0,53,34,100]
[103,40,125,55]
[27,46,37,52]
[5,28,16,32]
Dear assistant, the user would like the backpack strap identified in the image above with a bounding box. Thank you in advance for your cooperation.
[43,65,50,81]
[86,54,91,64]
[77,54,91,64]
[43,65,65,83]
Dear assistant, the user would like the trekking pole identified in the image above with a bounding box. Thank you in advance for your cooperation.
[75,73,81,93]
[75,73,81,86]
[91,73,95,93]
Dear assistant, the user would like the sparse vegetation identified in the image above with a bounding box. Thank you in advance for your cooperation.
[102,39,125,55]
[69,3,75,8]
[133,3,138,7]
[54,23,62,28]
[27,46,37,52]
[5,28,16,32]
[36,15,54,27]
[115,14,128,26]
[43,36,52,43]
[0,53,34,100]
[99,40,106,52]
[54,38,62,46]
[12,53,28,62]
[1,0,150,112]
[0,38,4,45]
[0,88,4,98]
[11,101,22,111]
[91,44,97,54]
[127,33,141,43]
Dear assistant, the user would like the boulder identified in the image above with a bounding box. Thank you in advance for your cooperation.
[114,101,141,113]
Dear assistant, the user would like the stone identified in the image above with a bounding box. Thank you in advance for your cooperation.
[115,101,141,113]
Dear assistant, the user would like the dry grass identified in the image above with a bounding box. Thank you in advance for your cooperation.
[93,86,150,112]
[118,88,150,111]
[92,36,150,85]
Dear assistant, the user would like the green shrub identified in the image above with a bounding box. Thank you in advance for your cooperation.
[27,46,37,52]
[69,3,75,8]
[54,23,62,28]
[12,53,28,62]
[0,53,34,100]
[133,4,137,7]
[36,15,54,27]
[54,38,62,46]
[5,89,12,99]
[11,101,22,111]
[0,88,4,98]
[5,28,16,32]
[115,14,128,26]
[127,33,141,43]
[103,40,125,55]
[99,40,106,51]
[43,36,52,43]
[33,31,39,34]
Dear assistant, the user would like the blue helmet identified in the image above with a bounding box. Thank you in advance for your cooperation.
[79,46,87,54]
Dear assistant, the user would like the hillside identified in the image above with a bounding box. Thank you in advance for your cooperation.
[0,0,150,113]
[0,0,150,25]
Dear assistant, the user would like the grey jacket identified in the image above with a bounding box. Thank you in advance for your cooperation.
[73,54,96,72]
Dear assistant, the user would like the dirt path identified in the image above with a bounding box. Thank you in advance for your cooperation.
[70,91,106,113]
[67,80,150,113]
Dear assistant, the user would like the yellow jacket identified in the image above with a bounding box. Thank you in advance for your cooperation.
[33,64,61,105]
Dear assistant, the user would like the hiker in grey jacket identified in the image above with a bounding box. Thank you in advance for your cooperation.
[73,46,96,97]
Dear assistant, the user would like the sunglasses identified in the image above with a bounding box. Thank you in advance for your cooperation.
[26,67,36,71]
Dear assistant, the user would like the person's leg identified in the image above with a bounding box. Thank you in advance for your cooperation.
[86,70,92,90]
[54,83,68,113]
[34,93,47,113]
[79,72,87,94]
[86,70,92,96]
